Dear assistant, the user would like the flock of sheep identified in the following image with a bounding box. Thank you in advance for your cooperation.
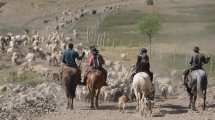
[0,0,179,116]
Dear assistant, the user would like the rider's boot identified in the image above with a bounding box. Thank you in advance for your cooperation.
[180,75,186,88]
[130,73,135,83]
[103,75,108,86]
[150,74,154,85]
[58,71,62,85]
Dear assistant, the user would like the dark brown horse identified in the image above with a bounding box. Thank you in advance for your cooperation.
[87,69,105,109]
[61,67,81,110]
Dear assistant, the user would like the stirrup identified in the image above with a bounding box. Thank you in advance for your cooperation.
[58,81,62,85]
[103,82,108,86]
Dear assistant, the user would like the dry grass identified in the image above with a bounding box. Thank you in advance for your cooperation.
[4,70,44,86]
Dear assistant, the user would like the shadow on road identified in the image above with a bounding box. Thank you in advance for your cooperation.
[153,104,188,117]
[81,105,136,111]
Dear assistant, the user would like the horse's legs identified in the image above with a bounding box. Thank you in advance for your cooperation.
[90,96,94,108]
[134,89,139,111]
[188,93,193,109]
[138,92,141,113]
[90,88,95,108]
[203,90,206,111]
[192,94,197,110]
[191,83,197,110]
[66,93,70,109]
[95,90,100,109]
[71,97,74,110]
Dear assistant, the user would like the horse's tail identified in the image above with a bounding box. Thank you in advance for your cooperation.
[197,73,207,98]
[66,72,76,98]
[91,73,96,98]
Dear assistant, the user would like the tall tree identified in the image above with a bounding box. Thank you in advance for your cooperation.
[138,11,160,56]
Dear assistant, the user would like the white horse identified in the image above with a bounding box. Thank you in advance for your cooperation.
[132,72,155,113]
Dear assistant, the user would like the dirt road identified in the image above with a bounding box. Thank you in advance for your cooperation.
[36,92,215,120]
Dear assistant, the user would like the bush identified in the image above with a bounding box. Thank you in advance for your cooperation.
[146,0,154,5]
[0,64,9,70]
[6,70,44,86]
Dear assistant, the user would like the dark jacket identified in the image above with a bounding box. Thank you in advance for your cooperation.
[188,52,210,69]
[136,60,150,72]
[61,49,84,67]
[136,54,147,67]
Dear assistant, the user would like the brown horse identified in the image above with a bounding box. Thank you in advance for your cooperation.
[61,67,81,110]
[87,69,105,109]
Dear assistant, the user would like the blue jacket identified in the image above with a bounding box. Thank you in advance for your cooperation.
[61,49,84,67]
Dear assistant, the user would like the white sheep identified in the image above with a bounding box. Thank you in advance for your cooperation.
[48,35,52,40]
[34,46,40,55]
[63,11,68,15]
[11,55,19,66]
[61,43,67,51]
[61,17,65,21]
[121,53,127,61]
[7,48,13,54]
[56,53,62,64]
[9,41,15,48]
[65,37,73,42]
[52,44,57,53]
[41,36,46,43]
[32,30,38,35]
[61,33,65,39]
[46,55,52,66]
[33,40,39,47]
[59,23,65,28]
[68,11,73,16]
[48,44,53,51]
[73,30,78,38]
[21,35,28,41]
[23,40,27,46]
[25,53,35,64]
[32,35,40,41]
[47,26,50,31]
[15,35,21,41]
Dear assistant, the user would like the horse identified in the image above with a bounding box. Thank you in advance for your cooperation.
[61,67,81,110]
[132,72,155,113]
[184,69,207,110]
[87,69,105,109]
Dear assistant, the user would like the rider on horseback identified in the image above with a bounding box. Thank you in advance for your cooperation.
[130,48,153,83]
[79,47,108,86]
[58,43,85,85]
[136,55,153,82]
[181,46,211,87]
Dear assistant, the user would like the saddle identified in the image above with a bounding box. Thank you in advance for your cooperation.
[187,68,203,83]
[135,71,151,78]
[61,66,80,72]
[60,66,81,78]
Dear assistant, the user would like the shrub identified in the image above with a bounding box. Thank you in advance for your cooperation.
[6,70,44,86]
[0,64,9,70]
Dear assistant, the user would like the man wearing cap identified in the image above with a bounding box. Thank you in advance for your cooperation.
[136,54,153,82]
[181,46,211,87]
[79,47,108,86]
[130,47,148,83]
[58,43,85,85]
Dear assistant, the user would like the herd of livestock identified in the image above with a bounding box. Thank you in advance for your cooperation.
[0,1,182,116]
